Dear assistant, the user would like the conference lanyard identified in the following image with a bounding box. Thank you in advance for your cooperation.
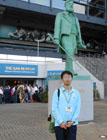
[62,91,72,104]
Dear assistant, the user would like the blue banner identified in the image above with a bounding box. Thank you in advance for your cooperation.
[47,70,63,78]
[46,70,63,85]
[0,63,38,76]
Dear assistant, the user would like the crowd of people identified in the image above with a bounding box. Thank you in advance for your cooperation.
[0,83,46,104]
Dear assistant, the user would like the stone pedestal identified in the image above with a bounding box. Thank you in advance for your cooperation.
[48,75,94,122]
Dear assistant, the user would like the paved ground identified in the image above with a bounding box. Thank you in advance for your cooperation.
[0,101,107,140]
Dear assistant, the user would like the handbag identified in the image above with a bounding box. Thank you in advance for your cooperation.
[48,89,60,133]
[49,113,55,133]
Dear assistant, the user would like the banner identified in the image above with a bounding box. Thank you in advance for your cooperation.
[46,70,63,85]
[0,63,38,76]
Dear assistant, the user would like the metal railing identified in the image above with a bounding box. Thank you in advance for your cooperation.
[20,0,106,21]
[78,56,106,80]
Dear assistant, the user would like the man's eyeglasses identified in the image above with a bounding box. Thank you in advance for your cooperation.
[63,76,72,80]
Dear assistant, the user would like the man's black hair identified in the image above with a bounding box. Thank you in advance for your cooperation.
[61,70,73,79]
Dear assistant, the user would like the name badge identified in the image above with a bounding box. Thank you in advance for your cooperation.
[65,107,72,112]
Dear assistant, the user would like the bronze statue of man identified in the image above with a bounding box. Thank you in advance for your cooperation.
[54,0,86,75]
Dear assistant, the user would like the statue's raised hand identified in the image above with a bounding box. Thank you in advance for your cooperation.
[78,43,86,49]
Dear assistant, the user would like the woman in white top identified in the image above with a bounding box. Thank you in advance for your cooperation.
[0,86,3,104]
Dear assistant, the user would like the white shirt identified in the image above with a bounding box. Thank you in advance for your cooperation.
[27,86,31,93]
[32,86,38,94]
[12,87,15,93]
[0,89,3,95]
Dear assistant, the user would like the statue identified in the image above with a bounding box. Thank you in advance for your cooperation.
[53,0,86,75]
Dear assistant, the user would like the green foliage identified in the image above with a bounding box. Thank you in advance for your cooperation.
[40,90,48,103]
[93,88,100,101]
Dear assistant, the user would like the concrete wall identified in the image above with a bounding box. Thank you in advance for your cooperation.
[48,79,94,122]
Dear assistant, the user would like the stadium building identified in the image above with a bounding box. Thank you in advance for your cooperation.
[0,0,107,99]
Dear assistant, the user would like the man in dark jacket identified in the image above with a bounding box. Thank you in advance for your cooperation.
[4,85,11,104]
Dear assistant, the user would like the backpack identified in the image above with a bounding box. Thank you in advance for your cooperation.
[48,89,60,133]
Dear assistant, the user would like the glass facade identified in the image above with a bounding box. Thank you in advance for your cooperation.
[20,0,106,21]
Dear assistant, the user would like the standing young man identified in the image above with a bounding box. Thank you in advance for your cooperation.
[52,71,81,140]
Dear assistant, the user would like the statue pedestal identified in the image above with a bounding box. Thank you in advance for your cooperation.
[48,75,94,122]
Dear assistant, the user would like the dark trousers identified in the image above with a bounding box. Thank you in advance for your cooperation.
[55,125,77,140]
[4,97,10,104]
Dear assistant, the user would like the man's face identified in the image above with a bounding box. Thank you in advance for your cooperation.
[62,74,72,86]
[65,1,74,13]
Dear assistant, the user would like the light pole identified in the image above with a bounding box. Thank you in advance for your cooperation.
[35,38,45,57]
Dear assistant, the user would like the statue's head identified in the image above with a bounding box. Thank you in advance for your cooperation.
[64,0,74,13]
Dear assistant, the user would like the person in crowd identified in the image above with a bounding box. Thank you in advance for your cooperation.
[32,84,38,94]
[24,84,29,102]
[28,84,32,101]
[8,85,10,89]
[25,84,31,103]
[31,84,38,102]
[38,86,43,98]
[39,86,43,93]
[0,86,3,104]
[4,85,11,104]
[14,86,18,103]
[12,86,16,94]
[32,90,40,102]
[18,83,26,103]
[0,83,46,104]
[10,87,14,103]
